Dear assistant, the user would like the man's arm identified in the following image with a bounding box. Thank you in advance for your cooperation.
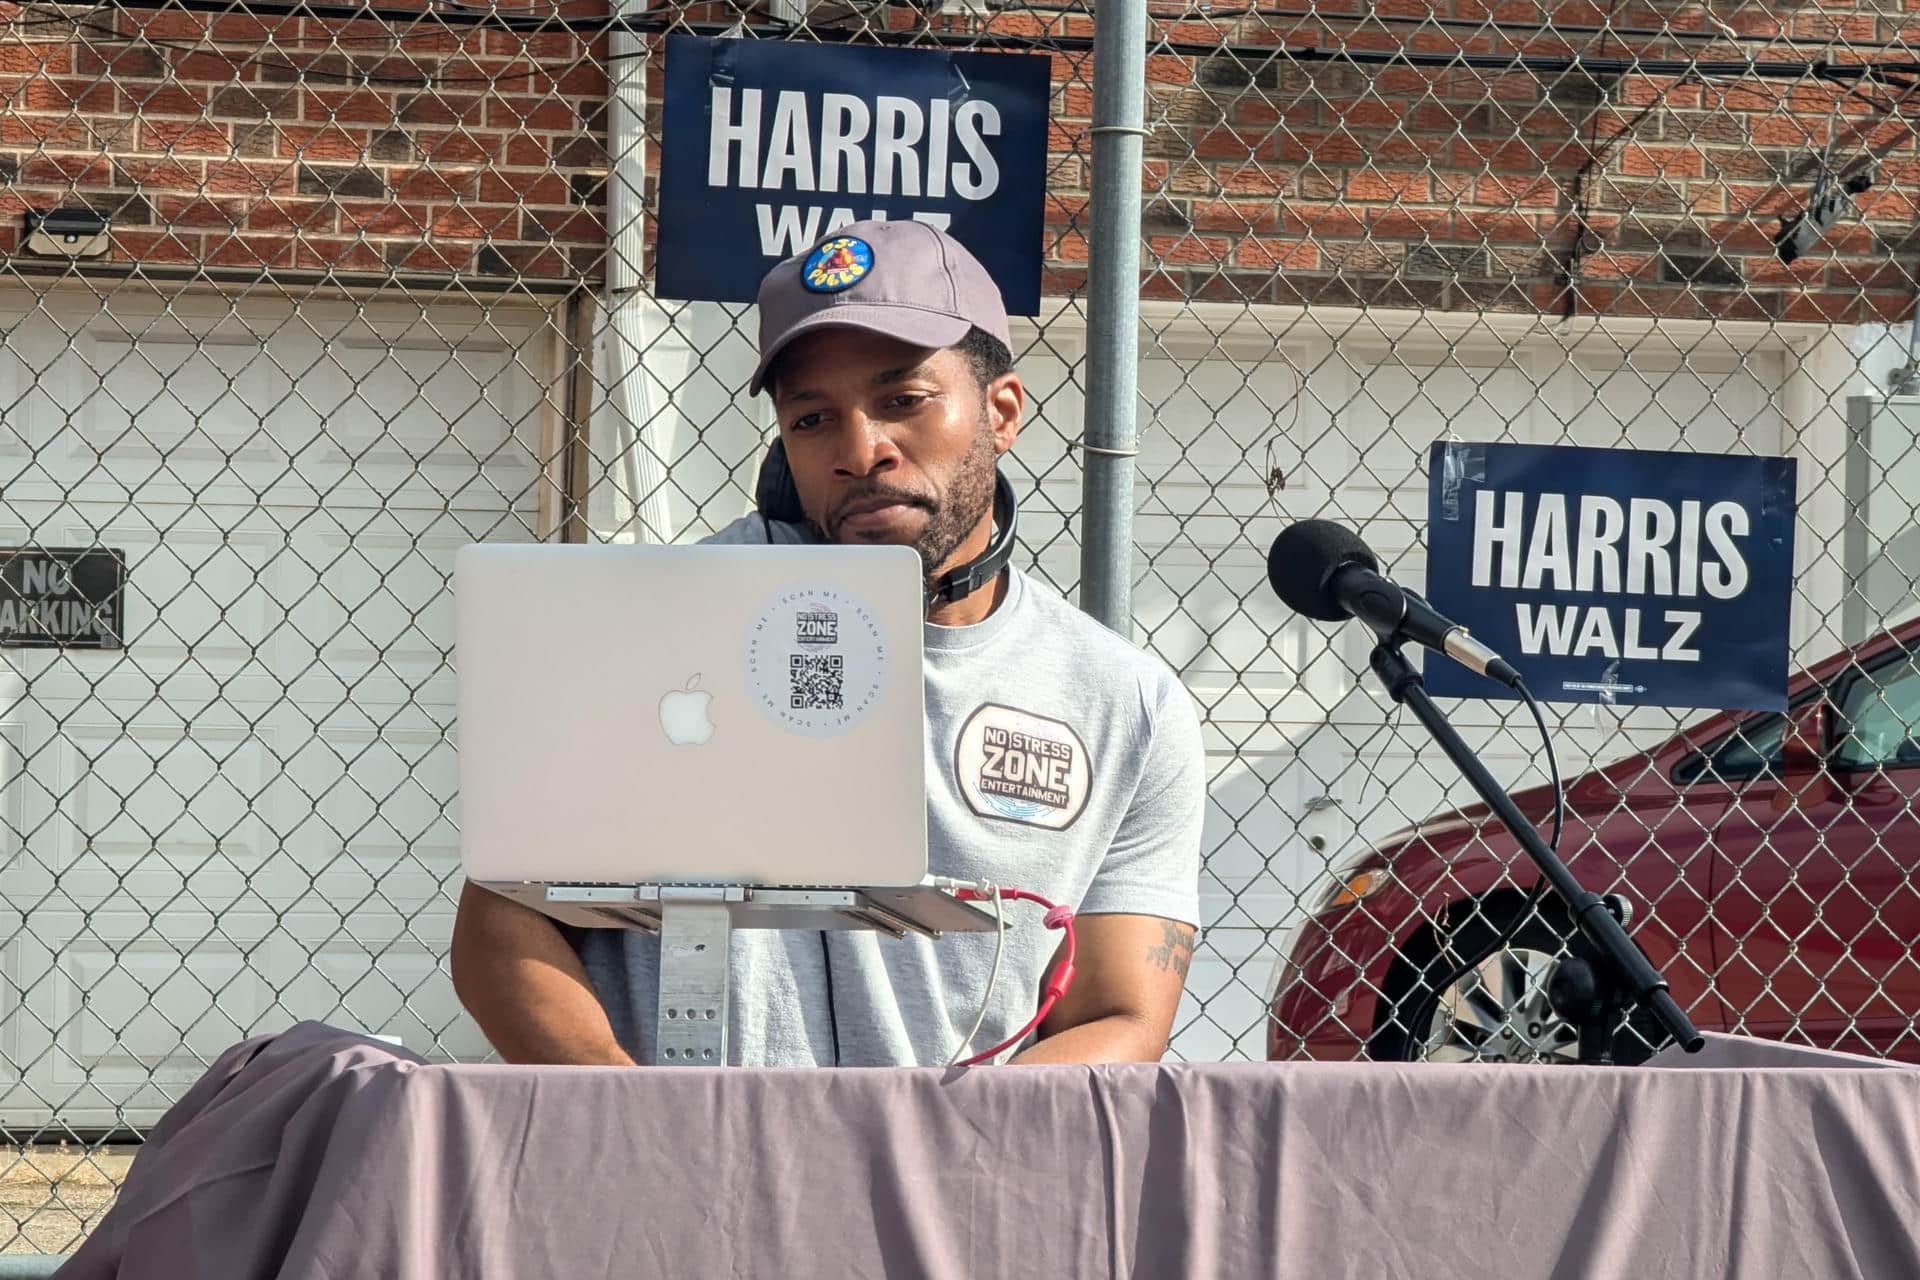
[1009,913,1194,1064]
[1008,668,1207,1066]
[450,881,636,1066]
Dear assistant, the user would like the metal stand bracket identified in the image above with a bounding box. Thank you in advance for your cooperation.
[517,881,998,1067]
[655,888,734,1066]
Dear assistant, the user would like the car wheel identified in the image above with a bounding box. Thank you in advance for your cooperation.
[1370,897,1664,1065]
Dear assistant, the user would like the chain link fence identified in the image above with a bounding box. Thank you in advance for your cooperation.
[5,0,1920,1253]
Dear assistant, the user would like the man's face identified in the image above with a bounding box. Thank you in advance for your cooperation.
[769,328,1023,584]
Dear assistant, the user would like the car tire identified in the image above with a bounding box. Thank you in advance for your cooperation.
[1369,895,1667,1065]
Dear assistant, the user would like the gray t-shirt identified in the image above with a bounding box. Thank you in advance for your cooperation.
[569,514,1206,1066]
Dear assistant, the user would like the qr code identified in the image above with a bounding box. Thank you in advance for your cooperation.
[789,654,844,710]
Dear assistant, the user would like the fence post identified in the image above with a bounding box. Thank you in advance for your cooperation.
[604,0,673,542]
[1078,0,1149,634]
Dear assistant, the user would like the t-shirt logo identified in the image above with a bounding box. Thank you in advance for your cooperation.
[954,704,1090,831]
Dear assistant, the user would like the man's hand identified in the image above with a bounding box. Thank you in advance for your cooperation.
[1008,914,1194,1064]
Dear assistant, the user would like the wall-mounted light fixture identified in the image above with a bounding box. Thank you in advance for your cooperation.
[22,207,113,260]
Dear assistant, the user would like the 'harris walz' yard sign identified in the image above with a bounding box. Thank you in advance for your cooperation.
[655,35,1050,311]
[0,548,127,649]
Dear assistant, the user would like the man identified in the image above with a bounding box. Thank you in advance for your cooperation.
[451,219,1206,1066]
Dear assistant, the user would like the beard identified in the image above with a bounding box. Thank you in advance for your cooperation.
[815,412,998,595]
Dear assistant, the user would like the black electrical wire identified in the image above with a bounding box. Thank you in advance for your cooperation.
[90,0,569,31]
[59,0,1920,63]
[1557,0,1687,321]
[986,0,1920,58]
[47,0,1920,84]
[1477,683,1566,1003]
[819,930,843,1067]
[1398,680,1565,1063]
[12,11,524,85]
[1559,0,1624,320]
[602,27,1920,84]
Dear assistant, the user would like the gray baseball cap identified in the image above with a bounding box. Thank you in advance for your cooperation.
[749,219,1012,397]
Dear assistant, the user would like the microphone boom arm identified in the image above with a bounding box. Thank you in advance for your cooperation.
[1368,641,1703,1060]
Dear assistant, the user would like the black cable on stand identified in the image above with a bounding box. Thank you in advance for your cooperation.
[1367,642,1703,1061]
[1266,518,1702,1063]
[1401,684,1564,1061]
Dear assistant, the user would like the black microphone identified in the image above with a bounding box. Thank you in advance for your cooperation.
[1267,519,1522,690]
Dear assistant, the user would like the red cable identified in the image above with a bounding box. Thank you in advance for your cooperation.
[951,887,1077,1068]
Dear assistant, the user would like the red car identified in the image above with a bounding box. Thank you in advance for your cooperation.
[1268,617,1920,1065]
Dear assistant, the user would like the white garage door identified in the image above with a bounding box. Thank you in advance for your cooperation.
[0,286,549,1126]
[0,284,1832,1110]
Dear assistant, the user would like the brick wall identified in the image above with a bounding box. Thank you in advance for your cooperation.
[0,3,609,281]
[2,1,1916,324]
[1006,1,1920,325]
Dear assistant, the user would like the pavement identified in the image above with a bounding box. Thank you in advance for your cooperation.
[1,1146,134,1255]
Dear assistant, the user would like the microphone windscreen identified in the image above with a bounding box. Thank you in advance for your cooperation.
[1267,519,1379,622]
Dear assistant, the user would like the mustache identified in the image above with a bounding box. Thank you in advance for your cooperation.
[826,486,934,525]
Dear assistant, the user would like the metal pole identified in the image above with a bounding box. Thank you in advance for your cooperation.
[604,2,674,543]
[1078,0,1148,634]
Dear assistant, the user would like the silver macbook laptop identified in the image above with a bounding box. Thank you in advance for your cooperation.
[453,542,931,901]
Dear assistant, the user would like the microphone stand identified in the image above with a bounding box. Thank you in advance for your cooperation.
[1368,642,1704,1062]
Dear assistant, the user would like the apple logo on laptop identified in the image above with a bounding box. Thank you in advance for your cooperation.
[658,675,714,746]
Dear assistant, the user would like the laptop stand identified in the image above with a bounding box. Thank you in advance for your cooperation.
[535,882,996,1066]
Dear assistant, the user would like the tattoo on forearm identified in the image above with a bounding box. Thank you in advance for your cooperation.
[1147,921,1195,981]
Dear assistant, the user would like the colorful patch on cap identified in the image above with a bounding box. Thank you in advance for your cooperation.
[802,236,874,293]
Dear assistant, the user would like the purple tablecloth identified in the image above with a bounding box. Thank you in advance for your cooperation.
[54,1022,1920,1279]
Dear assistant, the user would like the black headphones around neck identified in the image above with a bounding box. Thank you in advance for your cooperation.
[754,439,1020,613]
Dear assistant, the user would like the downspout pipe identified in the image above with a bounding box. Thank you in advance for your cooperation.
[603,3,675,542]
[1077,0,1149,634]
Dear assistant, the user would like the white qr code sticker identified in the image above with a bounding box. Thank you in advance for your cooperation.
[744,587,888,737]
[788,653,844,710]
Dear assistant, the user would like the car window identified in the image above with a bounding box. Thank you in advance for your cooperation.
[1835,651,1920,770]
[1677,714,1788,785]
